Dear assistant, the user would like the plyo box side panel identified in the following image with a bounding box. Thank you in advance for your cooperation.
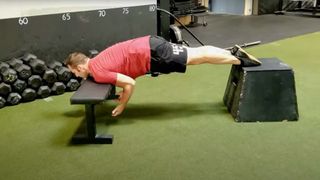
[238,70,298,121]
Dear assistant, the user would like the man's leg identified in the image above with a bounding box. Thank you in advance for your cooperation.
[186,46,241,65]
[186,45,261,67]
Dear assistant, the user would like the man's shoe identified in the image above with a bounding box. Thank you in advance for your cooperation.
[229,45,238,55]
[233,45,261,67]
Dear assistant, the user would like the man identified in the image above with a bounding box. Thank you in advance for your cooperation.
[65,35,261,117]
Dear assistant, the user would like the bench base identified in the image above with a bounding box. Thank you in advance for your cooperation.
[71,134,113,144]
[70,103,113,145]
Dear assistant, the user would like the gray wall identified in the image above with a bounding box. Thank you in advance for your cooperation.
[0,0,156,19]
[0,2,157,62]
[211,0,245,15]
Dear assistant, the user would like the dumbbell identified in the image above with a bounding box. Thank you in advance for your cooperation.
[47,61,63,71]
[12,79,27,93]
[22,88,37,102]
[43,69,57,84]
[8,58,32,80]
[7,92,22,105]
[21,53,37,63]
[0,62,10,72]
[28,75,42,89]
[88,49,99,58]
[0,62,17,84]
[8,58,23,67]
[28,58,46,74]
[56,66,72,82]
[37,86,51,98]
[51,82,66,95]
[0,82,12,97]
[66,79,80,91]
[0,96,6,109]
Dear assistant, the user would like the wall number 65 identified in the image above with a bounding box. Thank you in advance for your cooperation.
[62,13,71,21]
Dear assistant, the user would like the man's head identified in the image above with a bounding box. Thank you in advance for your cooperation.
[64,52,90,79]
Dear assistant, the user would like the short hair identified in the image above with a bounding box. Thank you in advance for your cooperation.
[64,52,89,68]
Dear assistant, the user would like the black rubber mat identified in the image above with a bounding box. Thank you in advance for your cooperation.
[181,14,320,48]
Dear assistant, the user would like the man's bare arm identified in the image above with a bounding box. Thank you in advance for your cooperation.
[112,73,135,116]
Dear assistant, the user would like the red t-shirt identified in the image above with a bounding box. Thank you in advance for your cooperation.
[88,35,151,84]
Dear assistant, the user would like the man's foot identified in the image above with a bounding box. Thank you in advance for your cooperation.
[231,45,261,67]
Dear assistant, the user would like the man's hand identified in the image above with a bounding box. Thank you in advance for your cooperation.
[112,104,126,117]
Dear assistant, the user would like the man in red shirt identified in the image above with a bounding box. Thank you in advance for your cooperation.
[65,35,261,116]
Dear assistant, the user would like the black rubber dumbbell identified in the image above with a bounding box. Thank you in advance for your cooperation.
[21,53,37,63]
[0,82,12,96]
[66,79,80,91]
[8,58,23,68]
[15,64,32,80]
[12,79,27,93]
[47,61,63,71]
[0,96,6,109]
[88,49,99,58]
[2,69,17,84]
[8,58,32,80]
[56,66,72,82]
[0,63,18,84]
[51,82,66,95]
[22,88,37,102]
[0,62,10,72]
[7,92,22,105]
[43,69,57,84]
[28,75,42,89]
[37,85,51,98]
[29,58,46,75]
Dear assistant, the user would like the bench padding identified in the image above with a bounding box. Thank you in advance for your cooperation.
[70,78,113,104]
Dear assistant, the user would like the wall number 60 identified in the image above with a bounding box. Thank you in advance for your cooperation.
[18,17,28,25]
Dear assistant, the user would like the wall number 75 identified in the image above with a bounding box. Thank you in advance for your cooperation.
[123,8,129,14]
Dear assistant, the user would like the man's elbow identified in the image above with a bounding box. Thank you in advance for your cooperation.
[130,79,136,86]
[125,79,136,89]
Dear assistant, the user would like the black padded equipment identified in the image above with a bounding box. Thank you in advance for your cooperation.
[70,78,118,144]
[223,58,299,122]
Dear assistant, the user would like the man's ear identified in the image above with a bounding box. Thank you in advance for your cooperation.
[76,65,83,71]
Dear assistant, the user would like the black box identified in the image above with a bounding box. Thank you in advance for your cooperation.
[223,58,299,122]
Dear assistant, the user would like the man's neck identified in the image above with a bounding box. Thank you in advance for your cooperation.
[86,58,91,75]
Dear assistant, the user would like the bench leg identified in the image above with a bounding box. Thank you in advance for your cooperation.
[71,104,113,144]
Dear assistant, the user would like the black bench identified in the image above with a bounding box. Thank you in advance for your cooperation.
[70,77,118,144]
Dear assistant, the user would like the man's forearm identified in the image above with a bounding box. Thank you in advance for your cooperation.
[119,84,135,105]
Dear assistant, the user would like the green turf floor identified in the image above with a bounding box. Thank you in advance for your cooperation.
[1,32,320,180]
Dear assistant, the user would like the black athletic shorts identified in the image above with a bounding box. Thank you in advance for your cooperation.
[149,36,187,74]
